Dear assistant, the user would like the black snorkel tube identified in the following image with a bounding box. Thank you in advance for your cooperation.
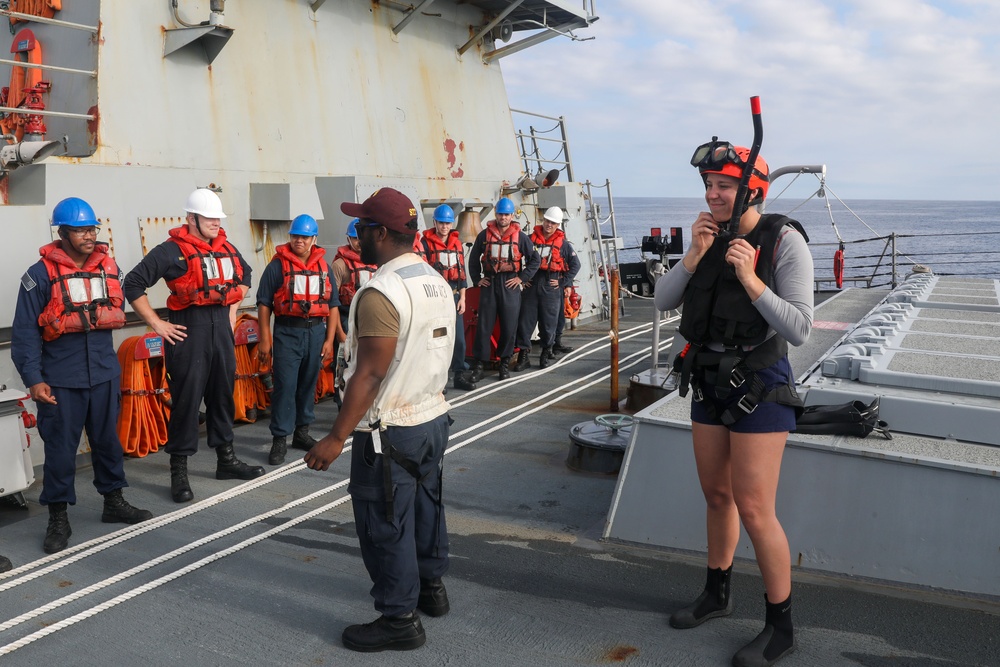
[721,95,763,240]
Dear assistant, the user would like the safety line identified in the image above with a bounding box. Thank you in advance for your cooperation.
[0,314,675,585]
[0,334,673,656]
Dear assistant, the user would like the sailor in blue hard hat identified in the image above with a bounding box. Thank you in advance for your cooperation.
[415,204,476,391]
[332,217,378,339]
[12,196,153,554]
[256,214,343,464]
[467,197,540,381]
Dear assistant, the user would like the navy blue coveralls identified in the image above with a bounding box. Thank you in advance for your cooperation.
[12,262,129,506]
[468,225,540,360]
[255,257,339,437]
[349,415,451,616]
[123,242,252,457]
[516,238,580,351]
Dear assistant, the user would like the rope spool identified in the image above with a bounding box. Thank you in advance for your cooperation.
[116,334,169,457]
[233,314,270,423]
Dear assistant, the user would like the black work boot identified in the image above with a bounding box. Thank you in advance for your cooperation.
[732,594,795,667]
[511,349,531,372]
[291,425,317,451]
[101,489,153,524]
[342,612,426,652]
[553,336,574,355]
[669,565,733,629]
[170,454,194,503]
[418,577,450,617]
[269,435,287,465]
[215,444,266,480]
[0,554,11,573]
[498,356,511,381]
[469,360,485,383]
[453,370,477,391]
[539,347,553,369]
[43,502,71,554]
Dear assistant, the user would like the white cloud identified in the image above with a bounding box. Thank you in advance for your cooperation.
[503,0,1000,199]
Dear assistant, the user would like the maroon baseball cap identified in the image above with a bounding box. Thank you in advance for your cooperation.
[340,188,419,235]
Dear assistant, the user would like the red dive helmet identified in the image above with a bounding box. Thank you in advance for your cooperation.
[692,138,769,204]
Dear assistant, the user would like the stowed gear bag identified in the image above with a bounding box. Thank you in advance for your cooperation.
[793,397,891,439]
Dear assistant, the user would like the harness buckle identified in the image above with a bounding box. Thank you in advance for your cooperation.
[736,394,757,415]
[730,365,746,388]
[692,385,704,403]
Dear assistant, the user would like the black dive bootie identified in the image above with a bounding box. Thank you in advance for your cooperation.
[101,489,153,524]
[669,565,733,628]
[342,612,426,652]
[170,454,194,503]
[43,502,71,554]
[215,444,266,480]
[731,594,795,667]
[0,554,11,573]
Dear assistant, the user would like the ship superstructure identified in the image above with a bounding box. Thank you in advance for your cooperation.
[0,1,603,466]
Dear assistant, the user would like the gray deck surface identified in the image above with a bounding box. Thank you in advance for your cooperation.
[1,295,998,666]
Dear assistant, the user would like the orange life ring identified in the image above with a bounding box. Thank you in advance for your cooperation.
[833,248,845,289]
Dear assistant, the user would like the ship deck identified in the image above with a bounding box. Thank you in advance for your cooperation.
[2,293,998,666]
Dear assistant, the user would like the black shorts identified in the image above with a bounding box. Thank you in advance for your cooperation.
[690,356,797,433]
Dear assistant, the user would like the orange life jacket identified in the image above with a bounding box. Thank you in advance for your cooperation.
[334,245,376,306]
[271,244,332,318]
[482,221,523,274]
[530,226,568,273]
[419,229,466,284]
[37,240,126,341]
[165,225,244,310]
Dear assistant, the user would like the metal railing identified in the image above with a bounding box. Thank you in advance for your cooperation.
[510,108,574,182]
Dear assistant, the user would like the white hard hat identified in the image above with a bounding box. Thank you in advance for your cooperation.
[543,206,564,224]
[184,188,227,219]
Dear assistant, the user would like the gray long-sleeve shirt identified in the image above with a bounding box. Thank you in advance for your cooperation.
[654,226,814,347]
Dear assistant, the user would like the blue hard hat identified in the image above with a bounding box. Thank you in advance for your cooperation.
[290,214,318,237]
[433,205,455,224]
[52,197,99,227]
[496,197,515,215]
[347,218,360,238]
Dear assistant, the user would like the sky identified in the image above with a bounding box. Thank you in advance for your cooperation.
[502,0,1000,201]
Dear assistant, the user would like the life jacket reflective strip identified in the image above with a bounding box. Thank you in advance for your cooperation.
[271,244,332,318]
[482,221,522,274]
[419,229,466,284]
[37,241,126,342]
[334,245,376,306]
[164,225,244,310]
[530,226,568,273]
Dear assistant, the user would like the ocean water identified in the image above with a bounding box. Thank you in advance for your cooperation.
[598,197,1000,285]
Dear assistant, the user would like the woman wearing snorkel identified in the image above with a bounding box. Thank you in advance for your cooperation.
[654,128,813,667]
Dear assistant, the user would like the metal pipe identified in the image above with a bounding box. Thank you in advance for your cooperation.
[0,59,95,77]
[0,9,98,32]
[559,116,574,182]
[392,0,436,34]
[609,268,620,412]
[0,106,94,120]
[170,0,199,28]
[891,234,897,288]
[650,302,661,370]
[254,221,269,253]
